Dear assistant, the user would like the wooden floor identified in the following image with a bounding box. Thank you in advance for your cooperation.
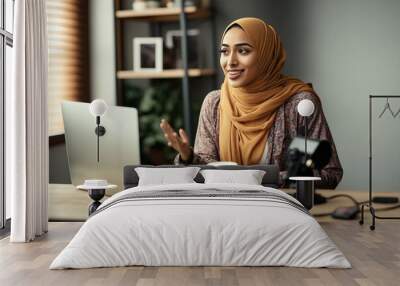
[1,220,400,286]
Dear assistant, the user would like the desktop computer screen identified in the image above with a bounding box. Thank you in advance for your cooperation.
[62,101,140,194]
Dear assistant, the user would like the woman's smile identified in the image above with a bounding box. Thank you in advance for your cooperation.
[227,69,244,80]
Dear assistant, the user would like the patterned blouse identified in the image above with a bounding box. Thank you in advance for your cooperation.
[175,90,343,189]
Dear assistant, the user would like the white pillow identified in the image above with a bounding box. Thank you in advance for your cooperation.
[200,169,266,185]
[135,167,201,186]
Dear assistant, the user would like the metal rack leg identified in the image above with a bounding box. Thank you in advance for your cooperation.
[370,206,376,231]
[359,204,365,225]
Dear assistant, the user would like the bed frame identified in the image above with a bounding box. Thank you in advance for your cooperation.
[123,164,280,189]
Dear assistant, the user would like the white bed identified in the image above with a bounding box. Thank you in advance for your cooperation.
[50,183,351,269]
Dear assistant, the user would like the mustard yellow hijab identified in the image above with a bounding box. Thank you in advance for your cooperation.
[219,17,315,165]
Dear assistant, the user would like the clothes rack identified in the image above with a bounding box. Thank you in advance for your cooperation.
[359,95,400,230]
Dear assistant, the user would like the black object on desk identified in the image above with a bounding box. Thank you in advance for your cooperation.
[77,180,117,215]
[88,188,105,215]
[295,180,316,210]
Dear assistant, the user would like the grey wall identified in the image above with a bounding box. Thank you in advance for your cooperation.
[51,0,400,191]
[283,0,400,191]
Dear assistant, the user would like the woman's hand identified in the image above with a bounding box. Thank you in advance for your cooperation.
[160,119,192,161]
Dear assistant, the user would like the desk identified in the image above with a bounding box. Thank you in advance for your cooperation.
[49,184,91,221]
[48,184,400,222]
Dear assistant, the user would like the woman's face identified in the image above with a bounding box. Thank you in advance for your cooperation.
[220,26,258,88]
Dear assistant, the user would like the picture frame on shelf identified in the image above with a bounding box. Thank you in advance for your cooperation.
[164,29,201,69]
[133,37,163,72]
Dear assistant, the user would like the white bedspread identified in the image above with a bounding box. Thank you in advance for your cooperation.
[50,183,351,269]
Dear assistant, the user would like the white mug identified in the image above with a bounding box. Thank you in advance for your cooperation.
[132,0,147,11]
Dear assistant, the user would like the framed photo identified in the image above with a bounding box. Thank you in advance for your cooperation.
[164,29,201,69]
[133,37,163,72]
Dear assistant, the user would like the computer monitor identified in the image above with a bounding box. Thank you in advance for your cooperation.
[62,101,140,194]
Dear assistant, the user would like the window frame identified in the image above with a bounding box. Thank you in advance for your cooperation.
[0,0,14,232]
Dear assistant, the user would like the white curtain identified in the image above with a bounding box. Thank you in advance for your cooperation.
[7,0,48,242]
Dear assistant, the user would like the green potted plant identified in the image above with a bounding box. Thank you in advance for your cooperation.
[124,80,183,164]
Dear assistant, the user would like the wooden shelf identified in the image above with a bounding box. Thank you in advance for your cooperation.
[115,6,209,21]
[117,68,215,79]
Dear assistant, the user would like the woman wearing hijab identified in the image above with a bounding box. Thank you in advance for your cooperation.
[160,17,343,189]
